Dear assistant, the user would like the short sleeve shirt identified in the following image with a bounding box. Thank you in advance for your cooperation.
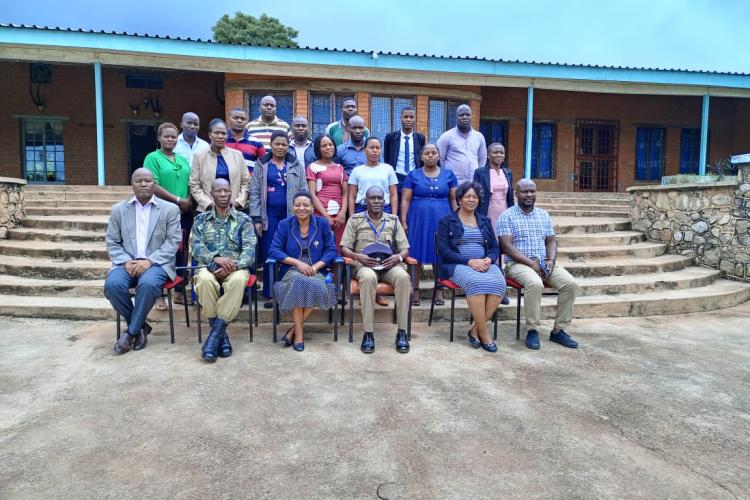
[340,212,410,258]
[496,205,556,264]
[348,163,399,205]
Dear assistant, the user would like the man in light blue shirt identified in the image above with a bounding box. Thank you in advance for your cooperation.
[335,115,368,175]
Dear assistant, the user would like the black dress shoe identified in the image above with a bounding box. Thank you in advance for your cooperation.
[218,329,233,358]
[395,329,410,353]
[202,319,226,363]
[360,332,375,354]
[133,322,152,351]
[114,332,134,354]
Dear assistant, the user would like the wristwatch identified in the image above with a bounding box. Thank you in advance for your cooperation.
[398,255,403,262]
[175,197,181,204]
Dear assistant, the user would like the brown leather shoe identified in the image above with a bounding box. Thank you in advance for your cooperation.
[133,322,152,351]
[114,333,134,354]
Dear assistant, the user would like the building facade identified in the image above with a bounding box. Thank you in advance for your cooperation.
[1,24,749,191]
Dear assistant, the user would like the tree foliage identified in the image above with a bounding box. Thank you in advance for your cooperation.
[212,12,299,47]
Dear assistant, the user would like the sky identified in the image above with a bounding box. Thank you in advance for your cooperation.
[4,0,750,73]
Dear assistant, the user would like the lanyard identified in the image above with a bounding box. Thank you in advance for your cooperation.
[365,214,387,240]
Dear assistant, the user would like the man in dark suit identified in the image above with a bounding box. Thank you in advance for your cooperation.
[104,168,181,354]
[383,106,426,192]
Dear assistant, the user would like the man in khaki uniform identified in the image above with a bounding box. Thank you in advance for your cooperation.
[340,186,411,354]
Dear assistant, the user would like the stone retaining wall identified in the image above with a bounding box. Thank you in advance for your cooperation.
[628,165,750,280]
[0,177,26,239]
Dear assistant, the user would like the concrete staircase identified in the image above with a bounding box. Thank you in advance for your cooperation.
[1,186,748,325]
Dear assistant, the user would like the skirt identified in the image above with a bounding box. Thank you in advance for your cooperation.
[451,264,507,297]
[273,269,338,313]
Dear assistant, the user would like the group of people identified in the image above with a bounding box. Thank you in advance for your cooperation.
[104,95,580,362]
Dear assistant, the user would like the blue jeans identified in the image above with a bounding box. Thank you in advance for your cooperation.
[104,264,168,336]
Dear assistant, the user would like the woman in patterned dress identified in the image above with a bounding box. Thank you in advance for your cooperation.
[400,143,457,306]
[437,182,506,352]
[306,134,349,246]
[269,191,338,351]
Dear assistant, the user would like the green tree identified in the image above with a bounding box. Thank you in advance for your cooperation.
[212,12,299,47]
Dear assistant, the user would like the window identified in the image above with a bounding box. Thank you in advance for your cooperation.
[309,92,355,137]
[125,73,164,89]
[679,128,703,174]
[428,99,467,142]
[246,92,294,125]
[479,119,508,149]
[531,123,555,179]
[635,127,666,181]
[369,96,416,142]
[22,119,64,183]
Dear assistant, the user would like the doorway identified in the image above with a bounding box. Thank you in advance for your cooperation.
[127,123,158,181]
[575,120,619,192]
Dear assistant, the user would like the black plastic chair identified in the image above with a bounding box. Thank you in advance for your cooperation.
[115,275,188,344]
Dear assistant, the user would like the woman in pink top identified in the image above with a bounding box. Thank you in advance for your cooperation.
[472,143,514,236]
[306,134,349,246]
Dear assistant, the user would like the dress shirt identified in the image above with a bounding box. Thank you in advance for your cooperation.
[395,131,416,176]
[436,127,487,184]
[335,140,367,175]
[496,204,556,264]
[130,196,155,259]
[290,139,312,165]
[174,134,210,167]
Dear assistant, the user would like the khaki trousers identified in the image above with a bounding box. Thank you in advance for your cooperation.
[506,263,578,332]
[354,265,411,333]
[194,268,250,322]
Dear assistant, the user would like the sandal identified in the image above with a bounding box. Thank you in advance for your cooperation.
[153,297,168,311]
[411,295,421,306]
[376,296,389,307]
[434,297,445,306]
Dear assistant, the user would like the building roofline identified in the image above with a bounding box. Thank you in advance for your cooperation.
[2,23,750,93]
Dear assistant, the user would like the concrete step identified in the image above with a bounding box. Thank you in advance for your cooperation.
[7,228,106,242]
[560,254,694,277]
[0,275,105,297]
[22,216,109,231]
[556,231,644,247]
[0,255,110,280]
[25,192,128,202]
[558,242,667,260]
[545,209,630,218]
[0,240,107,260]
[552,217,631,234]
[1,279,747,322]
[536,198,630,206]
[25,206,115,217]
[22,200,118,209]
[25,185,132,192]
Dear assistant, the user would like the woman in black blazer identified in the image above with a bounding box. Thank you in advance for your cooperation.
[472,143,513,234]
[437,182,507,353]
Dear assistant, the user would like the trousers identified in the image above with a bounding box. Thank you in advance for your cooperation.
[506,263,578,332]
[354,265,410,333]
[104,265,168,335]
[194,268,250,322]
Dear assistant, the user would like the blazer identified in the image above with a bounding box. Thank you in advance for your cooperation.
[269,215,338,279]
[436,209,500,280]
[249,156,308,231]
[472,166,514,217]
[189,147,250,212]
[106,197,182,280]
[383,130,426,172]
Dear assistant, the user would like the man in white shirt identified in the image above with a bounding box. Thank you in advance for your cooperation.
[383,106,426,193]
[105,168,181,354]
[173,112,209,166]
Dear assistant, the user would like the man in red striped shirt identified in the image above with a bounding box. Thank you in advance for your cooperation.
[226,107,266,174]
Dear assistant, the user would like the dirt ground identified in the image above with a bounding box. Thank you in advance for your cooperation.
[1,304,749,499]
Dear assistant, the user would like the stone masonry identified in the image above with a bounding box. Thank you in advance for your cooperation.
[0,177,25,239]
[628,164,750,280]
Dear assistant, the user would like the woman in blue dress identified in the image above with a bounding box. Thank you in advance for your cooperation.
[249,130,308,306]
[400,143,457,306]
[437,182,506,353]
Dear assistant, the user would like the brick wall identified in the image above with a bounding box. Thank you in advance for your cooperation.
[0,61,224,185]
[481,88,749,192]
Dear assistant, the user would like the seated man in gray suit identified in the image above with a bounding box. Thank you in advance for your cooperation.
[105,168,181,354]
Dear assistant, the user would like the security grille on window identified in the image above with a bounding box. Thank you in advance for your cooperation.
[531,123,556,179]
[22,119,64,183]
[679,128,704,174]
[247,92,294,125]
[635,127,666,181]
[309,93,356,137]
[428,99,467,142]
[369,96,416,143]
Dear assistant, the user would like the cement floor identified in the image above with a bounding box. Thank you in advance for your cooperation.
[1,304,749,499]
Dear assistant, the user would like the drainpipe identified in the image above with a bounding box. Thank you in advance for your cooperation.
[698,94,710,176]
[94,61,105,185]
[524,85,534,179]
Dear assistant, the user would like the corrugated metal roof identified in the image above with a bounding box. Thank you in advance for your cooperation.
[3,22,748,77]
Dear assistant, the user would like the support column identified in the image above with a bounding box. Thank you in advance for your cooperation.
[698,94,710,176]
[524,85,534,179]
[94,61,105,185]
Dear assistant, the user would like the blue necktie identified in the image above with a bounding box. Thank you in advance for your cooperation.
[403,135,411,173]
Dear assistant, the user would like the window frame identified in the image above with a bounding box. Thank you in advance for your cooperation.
[308,92,356,137]
[635,126,666,181]
[245,91,295,125]
[531,122,556,180]
[428,98,468,142]
[21,118,65,183]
